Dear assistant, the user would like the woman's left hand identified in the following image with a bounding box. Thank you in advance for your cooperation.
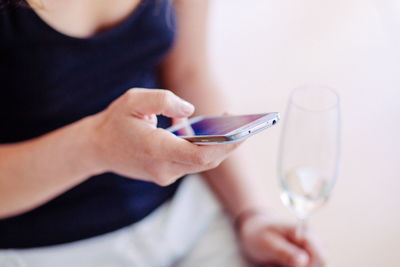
[238,214,325,267]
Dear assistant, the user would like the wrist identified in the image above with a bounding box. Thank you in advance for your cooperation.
[72,114,107,177]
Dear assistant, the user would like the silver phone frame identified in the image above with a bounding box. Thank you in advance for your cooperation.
[166,113,280,145]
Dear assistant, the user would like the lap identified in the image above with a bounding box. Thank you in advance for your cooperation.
[175,209,253,267]
[0,175,252,267]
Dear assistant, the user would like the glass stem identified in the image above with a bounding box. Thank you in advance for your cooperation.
[296,217,307,240]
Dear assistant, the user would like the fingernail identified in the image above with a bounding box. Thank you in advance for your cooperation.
[181,100,195,114]
[295,253,309,267]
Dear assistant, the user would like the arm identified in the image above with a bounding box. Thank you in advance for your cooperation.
[161,1,324,266]
[0,116,97,219]
[0,89,239,219]
[161,0,267,220]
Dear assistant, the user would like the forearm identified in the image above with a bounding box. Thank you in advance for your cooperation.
[202,154,269,218]
[194,79,270,217]
[0,116,98,219]
[162,0,268,219]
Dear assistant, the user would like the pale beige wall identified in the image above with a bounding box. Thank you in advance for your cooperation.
[207,0,400,266]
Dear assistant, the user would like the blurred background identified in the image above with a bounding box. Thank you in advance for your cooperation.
[207,0,400,266]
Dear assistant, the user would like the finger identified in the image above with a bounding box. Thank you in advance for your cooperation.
[152,128,241,166]
[127,88,195,118]
[148,146,241,186]
[265,233,310,267]
[187,141,242,165]
[143,114,158,127]
[299,235,325,267]
[304,240,325,267]
[177,141,240,167]
[172,118,195,136]
[287,228,326,267]
[172,117,187,125]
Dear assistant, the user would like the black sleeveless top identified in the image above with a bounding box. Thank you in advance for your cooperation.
[0,0,181,248]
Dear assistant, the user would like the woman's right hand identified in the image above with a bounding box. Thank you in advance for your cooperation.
[87,88,240,186]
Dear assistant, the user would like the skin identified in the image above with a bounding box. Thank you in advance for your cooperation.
[0,0,325,266]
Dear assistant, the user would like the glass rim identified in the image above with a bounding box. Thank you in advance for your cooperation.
[289,85,340,112]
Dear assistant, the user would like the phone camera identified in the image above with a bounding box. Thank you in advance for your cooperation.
[272,120,277,125]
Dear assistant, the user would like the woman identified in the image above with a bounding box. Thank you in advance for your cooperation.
[0,0,324,266]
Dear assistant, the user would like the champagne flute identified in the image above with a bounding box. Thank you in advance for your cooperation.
[278,85,340,239]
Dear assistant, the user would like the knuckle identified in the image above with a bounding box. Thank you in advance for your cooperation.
[126,88,137,98]
[290,252,309,267]
[154,173,171,186]
[281,253,295,266]
[159,90,173,105]
[155,177,172,187]
[208,160,220,169]
[162,89,174,98]
[122,88,138,105]
[193,151,209,166]
[152,165,173,187]
[271,245,293,264]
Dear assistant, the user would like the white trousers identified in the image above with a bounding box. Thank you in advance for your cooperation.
[0,175,252,267]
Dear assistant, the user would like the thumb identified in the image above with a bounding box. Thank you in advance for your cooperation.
[171,117,195,136]
[128,88,195,118]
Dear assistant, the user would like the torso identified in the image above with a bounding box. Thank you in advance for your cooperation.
[0,0,180,248]
[28,0,142,38]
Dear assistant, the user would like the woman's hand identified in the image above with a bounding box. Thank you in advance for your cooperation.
[238,213,325,267]
[87,88,240,186]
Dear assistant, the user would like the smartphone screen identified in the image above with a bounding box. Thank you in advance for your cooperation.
[172,114,267,136]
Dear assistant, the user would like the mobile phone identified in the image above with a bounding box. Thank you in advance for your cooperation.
[166,113,280,144]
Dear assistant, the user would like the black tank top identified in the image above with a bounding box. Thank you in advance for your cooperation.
[0,0,181,248]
